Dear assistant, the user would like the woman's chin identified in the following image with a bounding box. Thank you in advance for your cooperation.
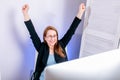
[48,43,54,46]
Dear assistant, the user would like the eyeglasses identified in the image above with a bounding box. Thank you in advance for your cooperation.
[46,35,57,39]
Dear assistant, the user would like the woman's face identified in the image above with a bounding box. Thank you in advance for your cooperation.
[45,30,57,47]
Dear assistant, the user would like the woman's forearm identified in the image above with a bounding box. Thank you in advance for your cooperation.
[76,3,85,19]
[23,13,30,21]
[76,11,84,19]
[22,4,30,21]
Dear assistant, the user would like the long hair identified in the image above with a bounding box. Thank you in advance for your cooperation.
[43,26,65,58]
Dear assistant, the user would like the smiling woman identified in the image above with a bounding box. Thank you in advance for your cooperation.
[43,26,58,49]
[0,0,85,80]
[22,3,85,80]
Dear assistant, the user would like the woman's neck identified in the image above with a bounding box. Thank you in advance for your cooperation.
[49,46,54,54]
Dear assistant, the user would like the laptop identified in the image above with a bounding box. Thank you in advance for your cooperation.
[45,49,120,80]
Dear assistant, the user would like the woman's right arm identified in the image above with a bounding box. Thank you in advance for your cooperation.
[22,4,30,21]
[22,4,42,51]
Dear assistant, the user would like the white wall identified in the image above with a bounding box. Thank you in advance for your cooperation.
[0,0,85,80]
[0,73,1,80]
[80,0,120,57]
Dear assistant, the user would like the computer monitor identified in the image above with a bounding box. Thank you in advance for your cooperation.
[45,49,120,80]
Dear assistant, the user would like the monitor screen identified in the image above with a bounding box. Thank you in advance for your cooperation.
[45,49,120,80]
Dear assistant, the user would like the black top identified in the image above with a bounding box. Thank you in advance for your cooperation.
[24,17,81,76]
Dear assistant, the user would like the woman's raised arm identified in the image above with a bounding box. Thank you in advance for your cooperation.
[76,3,86,19]
[22,4,30,21]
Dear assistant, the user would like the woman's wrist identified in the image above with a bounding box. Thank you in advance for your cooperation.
[76,12,83,19]
[23,13,30,21]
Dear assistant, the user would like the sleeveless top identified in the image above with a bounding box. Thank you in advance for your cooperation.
[40,53,56,80]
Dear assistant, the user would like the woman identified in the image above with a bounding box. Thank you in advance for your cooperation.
[22,3,85,80]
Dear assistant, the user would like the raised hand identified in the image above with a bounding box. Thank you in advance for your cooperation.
[77,3,86,19]
[22,4,30,21]
[22,4,29,14]
[79,3,85,13]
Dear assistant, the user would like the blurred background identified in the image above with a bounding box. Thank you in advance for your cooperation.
[0,0,86,80]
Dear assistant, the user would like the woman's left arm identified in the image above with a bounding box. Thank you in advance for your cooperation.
[76,3,86,19]
[60,3,85,47]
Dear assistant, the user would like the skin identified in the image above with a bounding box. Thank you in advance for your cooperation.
[45,30,57,54]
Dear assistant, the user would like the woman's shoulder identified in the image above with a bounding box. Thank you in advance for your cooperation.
[58,40,65,48]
